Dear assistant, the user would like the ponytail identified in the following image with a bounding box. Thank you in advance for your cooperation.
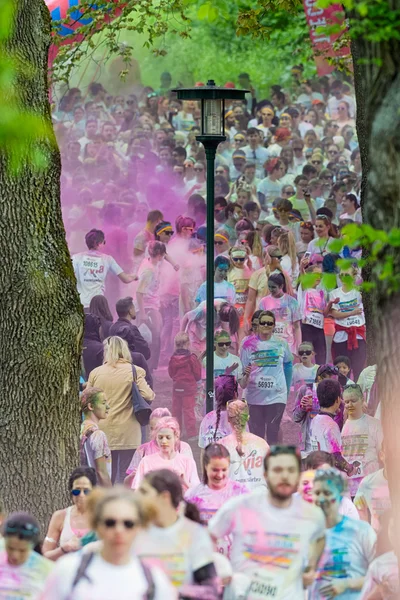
[184,501,203,524]
[226,400,249,457]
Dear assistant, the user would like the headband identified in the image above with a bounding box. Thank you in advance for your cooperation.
[215,233,229,243]
[157,225,173,235]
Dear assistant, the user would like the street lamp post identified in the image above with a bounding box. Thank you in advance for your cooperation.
[173,80,248,413]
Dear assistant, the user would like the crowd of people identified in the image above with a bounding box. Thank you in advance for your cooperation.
[0,67,396,599]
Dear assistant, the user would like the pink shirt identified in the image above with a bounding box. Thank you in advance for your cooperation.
[126,440,193,475]
[185,481,249,555]
[131,452,200,489]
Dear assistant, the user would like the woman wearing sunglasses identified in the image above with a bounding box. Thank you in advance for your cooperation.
[41,488,175,599]
[43,467,96,561]
[0,512,52,598]
[241,309,293,444]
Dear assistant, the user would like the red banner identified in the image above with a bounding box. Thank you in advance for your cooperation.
[303,0,350,75]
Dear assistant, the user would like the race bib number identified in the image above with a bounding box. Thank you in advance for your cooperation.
[274,323,285,335]
[256,376,276,390]
[349,459,364,479]
[345,317,362,327]
[236,292,248,305]
[305,313,323,329]
[246,570,284,599]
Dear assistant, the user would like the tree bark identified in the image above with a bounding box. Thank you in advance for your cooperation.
[0,0,83,530]
[351,5,400,564]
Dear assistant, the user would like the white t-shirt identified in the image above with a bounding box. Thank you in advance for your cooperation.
[354,469,391,532]
[310,413,342,453]
[306,236,337,258]
[195,280,236,304]
[198,410,232,449]
[185,480,250,555]
[342,414,383,496]
[297,285,327,330]
[137,259,162,311]
[40,552,174,599]
[359,551,399,599]
[256,177,283,207]
[72,250,123,307]
[133,516,214,588]
[240,335,293,405]
[219,432,269,490]
[329,287,365,343]
[310,517,376,600]
[209,490,326,600]
[81,423,112,479]
[213,353,243,379]
[340,496,360,520]
[292,363,318,392]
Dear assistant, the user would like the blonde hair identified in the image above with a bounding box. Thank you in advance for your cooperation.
[87,486,157,531]
[174,332,190,349]
[103,336,132,367]
[278,230,297,273]
[226,400,249,457]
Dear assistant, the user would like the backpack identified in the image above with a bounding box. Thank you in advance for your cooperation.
[71,552,156,599]
[79,427,96,467]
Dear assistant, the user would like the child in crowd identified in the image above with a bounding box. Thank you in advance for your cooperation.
[293,364,344,457]
[292,341,319,392]
[334,354,354,386]
[168,332,202,441]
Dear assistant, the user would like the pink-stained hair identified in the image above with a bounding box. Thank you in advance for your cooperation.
[151,407,171,420]
[152,416,181,451]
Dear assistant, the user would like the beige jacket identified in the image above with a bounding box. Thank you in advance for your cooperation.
[88,359,155,450]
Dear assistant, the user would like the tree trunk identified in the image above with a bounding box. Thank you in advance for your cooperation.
[351,8,400,563]
[0,0,83,530]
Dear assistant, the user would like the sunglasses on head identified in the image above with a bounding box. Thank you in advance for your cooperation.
[72,488,91,496]
[102,518,136,529]
[268,444,300,457]
[299,350,312,356]
[300,221,313,229]
[217,341,231,347]
[232,257,245,262]
[344,383,362,391]
[259,320,275,326]
[5,522,39,539]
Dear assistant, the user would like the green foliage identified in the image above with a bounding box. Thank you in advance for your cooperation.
[0,0,54,172]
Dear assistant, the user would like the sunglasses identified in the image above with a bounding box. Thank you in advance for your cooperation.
[293,147,303,151]
[312,160,321,165]
[217,341,231,347]
[299,350,312,356]
[283,190,294,195]
[102,518,136,529]
[328,150,338,155]
[317,214,330,221]
[232,257,245,262]
[318,365,339,376]
[214,241,225,246]
[164,230,174,236]
[5,522,40,539]
[268,445,300,457]
[71,489,91,496]
[344,383,362,391]
[194,168,204,172]
[259,320,275,327]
